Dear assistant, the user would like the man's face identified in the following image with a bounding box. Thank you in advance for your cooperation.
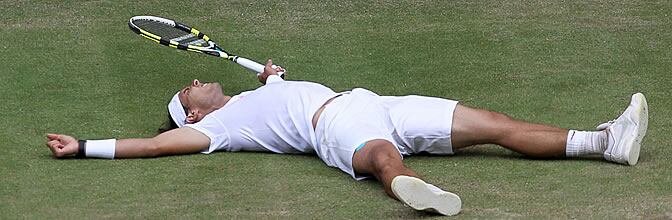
[178,79,226,122]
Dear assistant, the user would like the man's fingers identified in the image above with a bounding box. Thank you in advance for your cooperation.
[45,142,66,158]
[265,58,273,68]
[46,141,63,158]
[46,133,60,141]
[45,133,73,158]
[46,144,57,155]
[47,140,63,149]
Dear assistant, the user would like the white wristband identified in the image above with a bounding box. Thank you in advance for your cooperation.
[85,139,116,159]
[266,74,284,84]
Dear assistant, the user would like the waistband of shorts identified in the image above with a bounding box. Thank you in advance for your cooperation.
[314,91,352,148]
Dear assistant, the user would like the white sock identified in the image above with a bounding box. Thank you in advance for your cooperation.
[565,130,608,157]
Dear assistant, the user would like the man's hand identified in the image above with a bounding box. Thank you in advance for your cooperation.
[46,134,78,158]
[257,58,286,84]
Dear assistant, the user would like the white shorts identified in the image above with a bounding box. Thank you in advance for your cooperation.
[382,95,459,155]
[315,89,459,180]
[314,88,398,180]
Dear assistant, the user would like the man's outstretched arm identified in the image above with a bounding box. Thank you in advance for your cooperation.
[46,127,209,159]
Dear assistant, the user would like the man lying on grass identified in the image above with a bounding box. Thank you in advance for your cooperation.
[46,59,649,216]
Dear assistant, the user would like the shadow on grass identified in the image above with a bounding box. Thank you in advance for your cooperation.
[40,145,606,167]
[408,145,606,164]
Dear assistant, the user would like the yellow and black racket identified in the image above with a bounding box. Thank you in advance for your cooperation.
[128,15,284,77]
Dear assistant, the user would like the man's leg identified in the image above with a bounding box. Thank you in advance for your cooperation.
[352,139,417,197]
[450,92,648,165]
[450,105,569,157]
[352,139,461,216]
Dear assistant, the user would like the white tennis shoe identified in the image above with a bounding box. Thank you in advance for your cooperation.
[597,93,648,165]
[391,175,461,216]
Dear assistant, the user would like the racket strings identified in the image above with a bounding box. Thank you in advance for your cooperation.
[133,20,207,47]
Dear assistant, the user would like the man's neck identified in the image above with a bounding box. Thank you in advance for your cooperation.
[212,95,232,111]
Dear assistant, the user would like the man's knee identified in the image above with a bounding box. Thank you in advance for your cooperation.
[452,105,517,147]
[459,105,513,125]
[368,141,404,173]
[483,110,515,129]
[353,139,402,175]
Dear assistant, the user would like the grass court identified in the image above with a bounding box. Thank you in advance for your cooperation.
[1,0,670,218]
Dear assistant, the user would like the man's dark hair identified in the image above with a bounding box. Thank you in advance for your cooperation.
[157,114,179,134]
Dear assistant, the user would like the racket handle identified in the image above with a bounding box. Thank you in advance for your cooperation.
[235,57,285,78]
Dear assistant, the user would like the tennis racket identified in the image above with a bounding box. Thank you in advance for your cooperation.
[128,15,284,77]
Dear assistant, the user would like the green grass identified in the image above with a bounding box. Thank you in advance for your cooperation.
[1,0,671,218]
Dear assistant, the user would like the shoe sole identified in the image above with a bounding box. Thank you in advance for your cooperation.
[391,176,461,216]
[627,93,648,165]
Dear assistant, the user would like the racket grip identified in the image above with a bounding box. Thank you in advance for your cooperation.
[235,57,285,78]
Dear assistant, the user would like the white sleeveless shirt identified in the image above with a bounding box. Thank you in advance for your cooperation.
[186,76,338,154]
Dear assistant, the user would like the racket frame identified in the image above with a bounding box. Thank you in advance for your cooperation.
[128,15,281,75]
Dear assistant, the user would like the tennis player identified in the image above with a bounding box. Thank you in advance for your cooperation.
[46,59,648,216]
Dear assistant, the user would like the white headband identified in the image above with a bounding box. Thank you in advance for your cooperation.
[168,92,187,127]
